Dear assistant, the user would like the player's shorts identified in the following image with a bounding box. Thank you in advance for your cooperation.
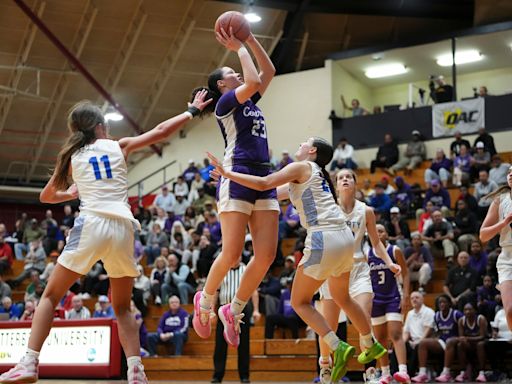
[497,246,512,286]
[58,213,138,278]
[318,259,373,300]
[371,297,403,325]
[299,227,354,281]
[217,164,279,215]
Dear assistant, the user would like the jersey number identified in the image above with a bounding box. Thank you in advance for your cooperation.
[319,172,330,193]
[89,155,113,180]
[378,271,386,285]
[251,119,267,138]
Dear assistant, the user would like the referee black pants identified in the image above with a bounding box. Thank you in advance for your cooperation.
[213,304,252,381]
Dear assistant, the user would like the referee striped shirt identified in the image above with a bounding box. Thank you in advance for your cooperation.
[219,263,247,306]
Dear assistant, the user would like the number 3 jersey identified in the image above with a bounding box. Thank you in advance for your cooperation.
[289,161,346,231]
[215,89,270,167]
[71,139,140,229]
[368,243,400,301]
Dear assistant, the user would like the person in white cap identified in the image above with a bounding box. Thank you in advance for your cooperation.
[471,141,491,182]
[388,130,426,176]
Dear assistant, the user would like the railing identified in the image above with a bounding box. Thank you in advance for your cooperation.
[128,160,177,207]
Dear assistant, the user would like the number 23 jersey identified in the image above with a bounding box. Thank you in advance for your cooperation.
[71,139,139,228]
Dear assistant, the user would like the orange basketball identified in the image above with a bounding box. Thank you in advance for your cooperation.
[214,11,251,42]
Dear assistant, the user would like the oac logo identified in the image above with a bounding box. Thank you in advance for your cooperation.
[0,351,11,359]
[443,108,479,129]
[87,348,96,362]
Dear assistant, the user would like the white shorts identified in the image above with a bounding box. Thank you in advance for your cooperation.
[58,214,138,278]
[299,228,354,280]
[497,246,512,286]
[319,260,373,300]
[438,339,447,350]
[371,313,403,326]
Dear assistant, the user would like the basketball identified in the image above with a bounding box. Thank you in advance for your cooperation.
[214,11,251,42]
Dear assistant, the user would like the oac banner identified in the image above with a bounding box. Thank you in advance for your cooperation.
[432,98,485,138]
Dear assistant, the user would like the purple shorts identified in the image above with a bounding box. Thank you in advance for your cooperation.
[371,297,403,325]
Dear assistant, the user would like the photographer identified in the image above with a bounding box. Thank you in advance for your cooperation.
[430,75,453,103]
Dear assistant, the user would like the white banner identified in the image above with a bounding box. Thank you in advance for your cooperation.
[432,98,485,138]
[0,325,111,364]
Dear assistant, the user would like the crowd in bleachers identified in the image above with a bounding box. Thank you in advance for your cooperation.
[0,132,511,381]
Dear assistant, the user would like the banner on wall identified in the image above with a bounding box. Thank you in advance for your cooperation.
[432,98,485,138]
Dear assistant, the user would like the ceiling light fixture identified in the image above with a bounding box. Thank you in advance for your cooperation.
[365,63,407,79]
[244,11,261,23]
[436,50,483,67]
[105,111,123,121]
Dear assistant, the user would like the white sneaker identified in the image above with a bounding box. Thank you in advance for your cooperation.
[320,366,332,384]
[0,356,38,383]
[127,363,148,384]
[154,296,162,305]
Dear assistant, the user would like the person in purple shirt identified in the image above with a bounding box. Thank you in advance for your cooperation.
[468,240,488,281]
[419,180,451,219]
[264,279,302,339]
[190,28,280,346]
[393,176,413,214]
[182,160,199,186]
[369,183,392,216]
[203,211,222,245]
[147,295,189,356]
[452,144,473,186]
[279,204,301,239]
[425,149,452,188]
[477,274,499,324]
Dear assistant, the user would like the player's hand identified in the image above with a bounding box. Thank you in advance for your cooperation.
[207,152,228,179]
[67,183,79,199]
[216,27,243,52]
[252,310,262,323]
[503,212,512,226]
[189,88,212,111]
[388,262,401,277]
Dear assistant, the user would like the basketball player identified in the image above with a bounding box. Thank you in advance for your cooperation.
[480,166,512,330]
[209,137,395,381]
[0,92,211,384]
[368,224,410,384]
[190,28,280,348]
[316,169,402,383]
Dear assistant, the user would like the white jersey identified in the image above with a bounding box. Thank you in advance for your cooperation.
[499,192,512,247]
[71,139,140,229]
[289,161,345,231]
[341,199,367,259]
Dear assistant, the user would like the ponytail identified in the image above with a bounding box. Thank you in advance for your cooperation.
[484,184,511,201]
[191,68,224,117]
[321,167,338,204]
[311,137,337,203]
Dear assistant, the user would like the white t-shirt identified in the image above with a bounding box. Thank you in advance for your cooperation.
[404,304,435,343]
[493,308,512,340]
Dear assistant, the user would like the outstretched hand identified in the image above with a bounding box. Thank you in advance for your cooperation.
[207,152,227,180]
[389,262,401,277]
[189,89,212,111]
[216,27,244,52]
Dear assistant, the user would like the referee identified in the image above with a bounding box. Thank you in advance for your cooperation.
[211,254,261,383]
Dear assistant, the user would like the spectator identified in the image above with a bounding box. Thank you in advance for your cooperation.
[65,295,91,320]
[489,155,511,185]
[144,223,169,266]
[418,201,436,235]
[133,264,151,317]
[182,206,199,230]
[389,130,426,176]
[188,173,205,202]
[477,86,488,97]
[183,160,199,185]
[444,302,488,383]
[369,183,392,216]
[153,186,176,214]
[280,255,296,287]
[0,235,13,275]
[150,255,168,305]
[330,138,357,171]
[199,158,214,182]
[56,290,75,313]
[381,176,396,195]
[361,178,375,201]
[473,127,497,157]
[468,240,488,280]
[477,274,499,324]
[258,267,282,316]
[162,254,195,304]
[264,278,302,339]
[163,210,181,234]
[212,255,259,383]
[474,169,498,220]
[191,188,215,212]
[403,291,435,376]
[196,235,218,279]
[42,210,64,255]
[170,222,191,260]
[0,276,11,301]
[373,106,382,114]
[277,150,294,170]
[93,295,115,318]
[412,294,462,383]
[279,204,300,239]
[450,131,471,159]
[151,207,167,231]
[431,75,453,103]
[385,207,411,251]
[61,204,75,230]
[14,218,45,260]
[40,250,59,282]
[80,261,109,298]
[20,299,36,321]
[471,141,491,181]
[0,297,22,320]
[404,233,433,293]
[454,186,478,215]
[424,149,452,188]
[340,95,368,116]
[422,210,456,263]
[418,180,451,220]
[443,252,478,310]
[453,200,478,253]
[172,193,190,218]
[202,211,222,246]
[24,271,46,302]
[174,176,189,198]
[452,144,472,187]
[9,240,46,287]
[147,296,189,356]
[370,134,399,174]
[393,177,413,214]
[0,223,8,239]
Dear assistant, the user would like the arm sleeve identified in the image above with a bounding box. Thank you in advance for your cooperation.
[251,92,261,104]
[216,90,241,116]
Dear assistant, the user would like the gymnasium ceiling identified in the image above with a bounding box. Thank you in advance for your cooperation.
[0,0,511,186]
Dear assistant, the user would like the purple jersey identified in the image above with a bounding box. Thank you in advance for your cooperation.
[434,309,462,341]
[461,315,483,337]
[368,244,401,301]
[215,90,270,167]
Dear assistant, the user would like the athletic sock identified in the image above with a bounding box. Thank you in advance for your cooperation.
[441,367,450,375]
[399,364,408,374]
[199,291,214,310]
[360,333,374,349]
[24,348,39,362]
[381,365,390,377]
[323,331,340,351]
[419,367,427,375]
[230,296,247,316]
[127,356,142,370]
[319,355,332,368]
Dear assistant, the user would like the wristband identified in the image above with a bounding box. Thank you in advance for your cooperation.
[186,105,200,118]
[184,111,193,120]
